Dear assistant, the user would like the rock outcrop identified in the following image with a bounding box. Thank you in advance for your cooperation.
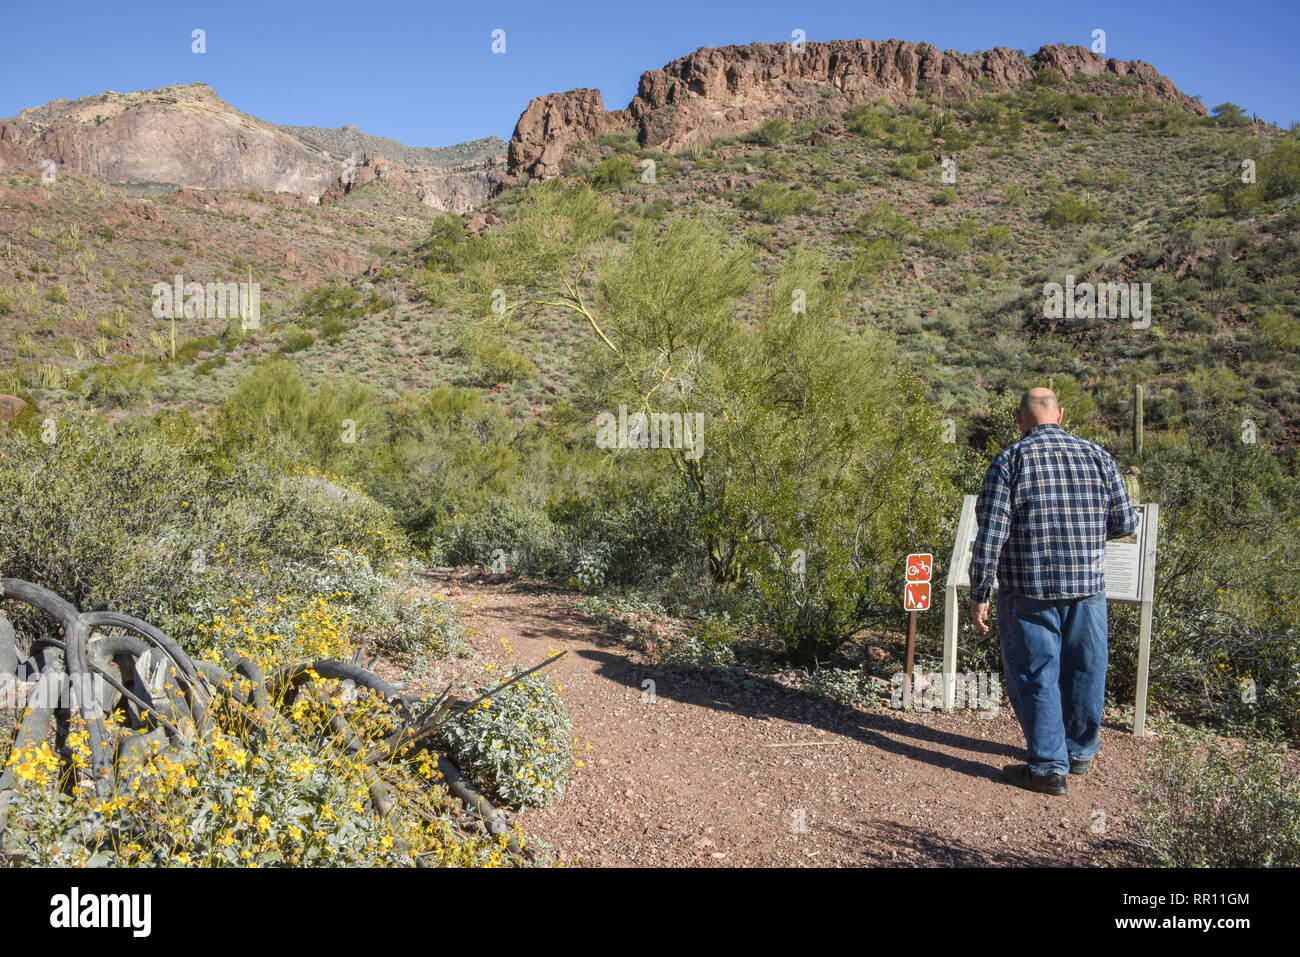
[0,83,505,213]
[318,154,506,214]
[506,89,632,181]
[502,39,1206,186]
[0,395,27,430]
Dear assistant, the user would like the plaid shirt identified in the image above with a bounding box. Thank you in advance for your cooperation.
[969,423,1137,604]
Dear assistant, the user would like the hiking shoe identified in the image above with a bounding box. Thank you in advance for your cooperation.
[1002,763,1068,795]
[1069,757,1091,775]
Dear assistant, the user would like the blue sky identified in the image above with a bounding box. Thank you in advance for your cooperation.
[2,0,1296,147]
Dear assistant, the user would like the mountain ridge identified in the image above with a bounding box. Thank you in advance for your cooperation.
[503,39,1207,186]
[0,82,504,213]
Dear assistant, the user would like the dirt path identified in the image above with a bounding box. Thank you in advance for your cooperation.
[424,573,1156,867]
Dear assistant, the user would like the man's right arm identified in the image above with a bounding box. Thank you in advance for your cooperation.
[969,455,1012,604]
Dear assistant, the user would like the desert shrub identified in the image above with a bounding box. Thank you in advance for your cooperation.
[971,99,1004,124]
[435,497,558,573]
[1032,66,1064,87]
[661,633,738,670]
[588,154,637,190]
[805,665,874,705]
[853,202,916,242]
[278,327,316,353]
[1256,308,1300,354]
[1043,192,1103,225]
[981,224,1013,248]
[1210,102,1249,127]
[1260,133,1300,200]
[1223,182,1263,215]
[298,283,371,340]
[886,155,923,180]
[0,417,201,615]
[212,359,382,473]
[750,118,790,147]
[294,546,465,658]
[921,220,979,257]
[1133,727,1300,866]
[1114,416,1300,737]
[467,335,536,384]
[1219,134,1300,212]
[1155,104,1195,134]
[354,386,522,547]
[75,358,156,407]
[437,668,573,807]
[686,613,739,652]
[640,196,672,219]
[848,238,903,284]
[741,181,818,222]
[570,540,614,591]
[845,104,887,138]
[172,335,221,362]
[192,591,355,670]
[0,415,410,644]
[2,683,512,867]
[420,213,469,270]
[548,463,704,589]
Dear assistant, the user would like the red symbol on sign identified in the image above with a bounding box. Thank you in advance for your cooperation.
[905,553,932,582]
[904,582,931,612]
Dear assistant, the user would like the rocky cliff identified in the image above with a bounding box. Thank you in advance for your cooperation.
[503,39,1206,184]
[0,83,505,213]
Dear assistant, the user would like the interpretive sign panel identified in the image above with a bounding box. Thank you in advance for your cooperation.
[952,503,1148,604]
[942,495,1160,735]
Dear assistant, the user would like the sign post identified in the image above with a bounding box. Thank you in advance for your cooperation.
[903,553,932,708]
[943,495,1159,735]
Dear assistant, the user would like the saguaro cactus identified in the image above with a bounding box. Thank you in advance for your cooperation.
[1132,383,1144,459]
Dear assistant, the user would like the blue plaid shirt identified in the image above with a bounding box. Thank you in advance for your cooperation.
[969,423,1137,604]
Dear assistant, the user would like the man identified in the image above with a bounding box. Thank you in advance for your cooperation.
[969,387,1137,795]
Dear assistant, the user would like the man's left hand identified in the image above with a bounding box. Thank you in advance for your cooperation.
[971,600,991,634]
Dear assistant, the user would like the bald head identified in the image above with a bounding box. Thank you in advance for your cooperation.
[1015,387,1063,435]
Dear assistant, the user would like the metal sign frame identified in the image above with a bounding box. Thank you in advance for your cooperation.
[942,494,1159,736]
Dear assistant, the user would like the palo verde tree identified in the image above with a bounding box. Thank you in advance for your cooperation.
[453,180,954,663]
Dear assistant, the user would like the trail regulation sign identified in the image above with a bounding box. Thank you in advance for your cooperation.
[943,495,1160,735]
[904,582,931,612]
[904,553,932,612]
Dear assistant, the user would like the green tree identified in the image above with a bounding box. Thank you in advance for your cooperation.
[453,183,953,661]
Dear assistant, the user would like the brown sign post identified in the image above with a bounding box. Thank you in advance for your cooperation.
[903,553,933,708]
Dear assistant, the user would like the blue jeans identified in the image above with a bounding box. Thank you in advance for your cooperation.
[996,590,1108,777]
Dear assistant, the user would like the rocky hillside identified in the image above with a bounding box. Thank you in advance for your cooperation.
[503,40,1205,185]
[282,123,505,169]
[3,33,1294,446]
[0,83,505,213]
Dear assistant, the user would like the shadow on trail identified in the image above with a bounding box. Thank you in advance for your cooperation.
[453,576,1133,792]
[829,819,1077,866]
[577,647,1022,785]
